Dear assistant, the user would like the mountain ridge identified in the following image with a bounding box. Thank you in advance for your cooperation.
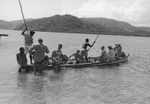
[0,14,150,37]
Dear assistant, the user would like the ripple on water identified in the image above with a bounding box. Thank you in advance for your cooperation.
[0,30,150,104]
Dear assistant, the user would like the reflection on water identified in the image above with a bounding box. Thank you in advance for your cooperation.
[0,30,150,104]
[17,70,65,104]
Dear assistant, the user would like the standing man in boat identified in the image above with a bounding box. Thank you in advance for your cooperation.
[81,38,95,62]
[21,27,35,64]
[29,38,49,74]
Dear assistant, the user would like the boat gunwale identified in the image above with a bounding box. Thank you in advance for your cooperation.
[21,54,129,69]
[60,54,129,68]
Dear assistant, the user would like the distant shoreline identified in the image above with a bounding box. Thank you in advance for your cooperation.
[1,14,150,37]
[1,29,150,38]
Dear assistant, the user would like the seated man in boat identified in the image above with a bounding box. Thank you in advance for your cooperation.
[69,50,82,64]
[121,52,126,58]
[21,27,35,64]
[43,55,51,65]
[61,54,69,64]
[114,44,122,59]
[107,46,115,61]
[51,44,63,70]
[99,46,107,62]
[16,47,28,72]
[81,38,95,62]
[29,38,49,74]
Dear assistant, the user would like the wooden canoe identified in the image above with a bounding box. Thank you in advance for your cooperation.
[19,54,129,72]
[0,34,9,37]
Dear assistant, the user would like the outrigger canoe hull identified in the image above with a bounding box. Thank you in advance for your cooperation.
[20,54,129,71]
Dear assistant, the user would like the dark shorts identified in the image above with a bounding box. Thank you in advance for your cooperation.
[34,60,45,72]
[81,50,88,56]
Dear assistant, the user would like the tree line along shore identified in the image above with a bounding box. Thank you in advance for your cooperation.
[0,14,150,37]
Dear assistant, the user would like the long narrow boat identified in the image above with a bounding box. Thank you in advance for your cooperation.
[20,54,129,72]
[0,34,9,37]
[61,54,129,68]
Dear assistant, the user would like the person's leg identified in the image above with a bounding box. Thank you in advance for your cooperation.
[39,61,45,73]
[85,55,88,62]
[33,62,37,74]
[34,61,42,74]
[85,51,88,62]
[25,45,33,65]
[29,53,33,64]
[52,61,57,70]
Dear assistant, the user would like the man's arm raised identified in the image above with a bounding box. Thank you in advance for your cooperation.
[21,27,27,36]
[45,46,49,54]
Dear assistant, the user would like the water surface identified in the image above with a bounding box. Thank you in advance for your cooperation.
[0,30,150,104]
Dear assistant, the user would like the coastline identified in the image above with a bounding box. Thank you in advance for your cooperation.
[1,29,150,37]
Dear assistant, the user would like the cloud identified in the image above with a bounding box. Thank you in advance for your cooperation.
[71,0,150,26]
[0,0,62,21]
[1,0,150,26]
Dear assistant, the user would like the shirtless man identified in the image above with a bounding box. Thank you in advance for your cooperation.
[51,44,63,64]
[81,38,95,62]
[51,44,63,71]
[16,47,27,72]
[16,47,27,67]
[21,28,35,64]
[69,50,82,64]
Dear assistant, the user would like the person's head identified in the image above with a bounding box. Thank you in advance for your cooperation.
[45,55,49,61]
[30,31,35,37]
[118,44,121,47]
[108,46,113,50]
[85,38,89,42]
[76,50,80,54]
[58,44,63,50]
[115,44,118,47]
[101,46,105,50]
[38,38,43,44]
[19,47,25,53]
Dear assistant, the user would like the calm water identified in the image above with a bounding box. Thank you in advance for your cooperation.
[0,30,150,104]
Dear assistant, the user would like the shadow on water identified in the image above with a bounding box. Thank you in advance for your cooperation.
[17,73,28,89]
[48,69,65,81]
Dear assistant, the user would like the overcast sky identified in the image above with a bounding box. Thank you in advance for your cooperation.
[0,0,150,26]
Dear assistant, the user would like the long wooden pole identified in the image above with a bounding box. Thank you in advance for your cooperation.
[87,23,106,52]
[18,0,28,30]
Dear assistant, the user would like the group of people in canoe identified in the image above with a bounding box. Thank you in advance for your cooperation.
[16,28,126,73]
